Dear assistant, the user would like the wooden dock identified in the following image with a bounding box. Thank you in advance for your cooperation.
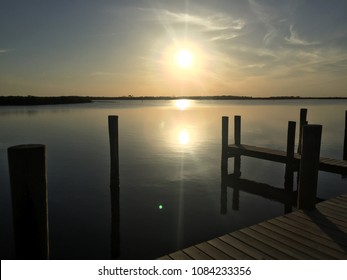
[159,193,347,260]
[227,144,347,175]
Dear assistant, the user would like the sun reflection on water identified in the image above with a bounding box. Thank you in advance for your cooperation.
[178,129,190,145]
[175,99,190,110]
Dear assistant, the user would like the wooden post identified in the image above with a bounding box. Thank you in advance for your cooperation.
[234,115,241,145]
[234,116,241,177]
[344,110,347,161]
[108,116,119,185]
[7,144,49,259]
[285,121,296,186]
[221,116,229,169]
[286,121,296,160]
[108,116,120,258]
[284,121,296,206]
[297,108,308,154]
[297,125,322,210]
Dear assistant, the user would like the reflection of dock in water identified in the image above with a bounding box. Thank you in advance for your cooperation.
[159,193,347,259]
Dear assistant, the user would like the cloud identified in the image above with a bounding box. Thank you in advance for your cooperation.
[89,72,118,77]
[0,49,11,53]
[285,25,319,46]
[163,11,245,32]
[142,8,246,42]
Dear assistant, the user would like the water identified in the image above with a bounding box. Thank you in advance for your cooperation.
[1,99,346,259]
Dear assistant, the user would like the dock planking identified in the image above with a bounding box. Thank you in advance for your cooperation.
[227,144,347,174]
[159,193,347,260]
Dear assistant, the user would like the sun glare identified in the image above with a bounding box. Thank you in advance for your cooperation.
[175,99,190,110]
[178,129,190,145]
[176,49,193,68]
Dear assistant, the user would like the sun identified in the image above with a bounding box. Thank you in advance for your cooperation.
[176,49,193,69]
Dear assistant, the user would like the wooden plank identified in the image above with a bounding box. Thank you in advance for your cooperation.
[269,218,347,253]
[323,200,347,211]
[219,234,273,259]
[227,144,347,174]
[207,238,253,259]
[158,255,173,260]
[249,225,325,260]
[318,202,347,215]
[227,144,289,163]
[281,213,347,246]
[316,206,347,223]
[169,250,193,260]
[229,230,282,259]
[260,221,344,259]
[292,211,347,232]
[195,242,233,259]
[182,246,213,260]
[158,194,347,260]
[245,225,318,259]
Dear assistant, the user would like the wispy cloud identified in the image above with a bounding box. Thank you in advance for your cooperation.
[163,10,245,32]
[0,49,11,53]
[89,72,118,77]
[142,8,246,42]
[285,25,319,46]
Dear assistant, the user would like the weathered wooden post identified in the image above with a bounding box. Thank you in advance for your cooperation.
[7,144,49,259]
[221,116,229,170]
[108,115,119,185]
[297,108,308,154]
[234,116,241,178]
[297,125,322,210]
[108,115,120,258]
[234,115,241,146]
[343,110,347,161]
[284,121,296,213]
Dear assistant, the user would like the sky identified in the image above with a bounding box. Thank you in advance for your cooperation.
[1,0,347,97]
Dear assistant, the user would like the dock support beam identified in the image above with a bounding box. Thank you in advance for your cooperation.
[297,125,322,210]
[7,144,49,259]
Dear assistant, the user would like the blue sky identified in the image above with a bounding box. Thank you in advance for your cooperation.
[1,0,347,97]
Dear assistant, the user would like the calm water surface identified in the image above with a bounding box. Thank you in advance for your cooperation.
[1,99,346,259]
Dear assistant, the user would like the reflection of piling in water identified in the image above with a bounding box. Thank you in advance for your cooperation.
[7,144,49,259]
[297,125,322,210]
[108,115,120,259]
[110,183,120,259]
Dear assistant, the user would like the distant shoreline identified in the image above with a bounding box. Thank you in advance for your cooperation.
[1,95,347,105]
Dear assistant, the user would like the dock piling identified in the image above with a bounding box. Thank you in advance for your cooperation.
[285,121,296,199]
[297,125,322,210]
[234,116,241,145]
[344,111,347,161]
[221,116,229,169]
[7,144,49,259]
[108,115,119,185]
[297,108,308,154]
